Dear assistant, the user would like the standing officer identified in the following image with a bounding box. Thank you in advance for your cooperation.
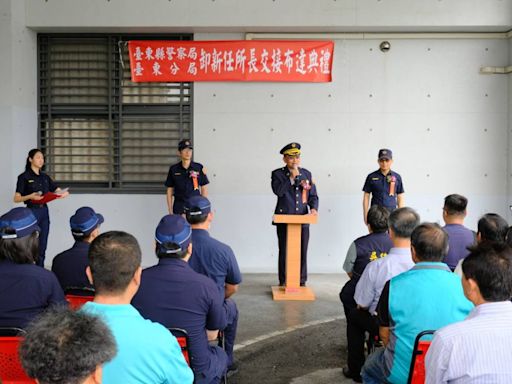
[51,206,104,293]
[362,149,404,225]
[165,139,209,215]
[271,143,319,287]
[13,148,69,267]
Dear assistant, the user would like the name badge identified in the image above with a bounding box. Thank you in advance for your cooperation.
[174,173,181,176]
[372,178,379,181]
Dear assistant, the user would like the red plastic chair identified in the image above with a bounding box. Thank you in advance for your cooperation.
[168,327,191,365]
[407,330,435,384]
[64,287,95,310]
[65,294,94,310]
[0,328,36,384]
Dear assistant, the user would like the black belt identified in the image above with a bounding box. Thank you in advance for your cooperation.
[27,203,47,209]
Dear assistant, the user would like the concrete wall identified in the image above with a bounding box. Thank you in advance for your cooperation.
[0,0,511,271]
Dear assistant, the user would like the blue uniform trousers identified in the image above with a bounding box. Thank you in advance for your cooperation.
[30,205,49,267]
[276,224,309,285]
[223,298,238,367]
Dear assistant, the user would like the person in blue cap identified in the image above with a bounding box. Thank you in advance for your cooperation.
[165,139,209,215]
[362,148,404,225]
[0,207,66,329]
[14,148,69,267]
[51,207,104,294]
[132,214,228,384]
[271,142,319,286]
[184,196,242,375]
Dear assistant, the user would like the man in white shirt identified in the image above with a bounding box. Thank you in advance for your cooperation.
[426,242,512,383]
[343,207,420,382]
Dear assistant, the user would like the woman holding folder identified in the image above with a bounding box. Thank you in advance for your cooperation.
[13,148,69,267]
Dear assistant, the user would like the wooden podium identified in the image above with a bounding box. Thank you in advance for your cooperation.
[271,214,317,301]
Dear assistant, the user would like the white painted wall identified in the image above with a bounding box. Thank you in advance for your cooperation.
[0,0,511,272]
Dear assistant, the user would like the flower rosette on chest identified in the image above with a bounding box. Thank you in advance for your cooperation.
[386,175,396,196]
[300,179,312,204]
[189,170,199,190]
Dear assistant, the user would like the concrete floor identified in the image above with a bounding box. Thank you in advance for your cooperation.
[231,273,356,383]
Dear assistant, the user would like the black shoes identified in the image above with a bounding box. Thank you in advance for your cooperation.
[342,367,362,383]
[227,361,239,377]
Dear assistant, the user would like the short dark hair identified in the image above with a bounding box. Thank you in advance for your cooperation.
[185,212,208,225]
[155,243,189,259]
[367,205,390,233]
[462,242,512,302]
[0,232,38,264]
[477,213,508,243]
[443,194,468,216]
[88,231,141,295]
[411,223,449,262]
[20,307,116,384]
[72,232,94,243]
[389,207,420,239]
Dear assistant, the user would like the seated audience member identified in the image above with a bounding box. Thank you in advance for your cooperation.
[20,307,116,384]
[362,223,474,384]
[442,194,476,270]
[0,207,66,329]
[184,196,241,373]
[426,242,512,383]
[455,212,509,275]
[343,207,420,382]
[52,206,104,293]
[340,205,392,318]
[81,231,193,384]
[133,214,228,384]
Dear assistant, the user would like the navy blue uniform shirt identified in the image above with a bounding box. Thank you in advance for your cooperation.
[132,258,227,380]
[0,260,66,329]
[189,229,242,295]
[271,167,319,218]
[16,168,58,208]
[51,241,94,292]
[165,161,209,214]
[362,169,404,211]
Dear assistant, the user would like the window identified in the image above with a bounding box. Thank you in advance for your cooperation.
[38,34,193,193]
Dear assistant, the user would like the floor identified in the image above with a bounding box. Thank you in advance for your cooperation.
[229,273,357,384]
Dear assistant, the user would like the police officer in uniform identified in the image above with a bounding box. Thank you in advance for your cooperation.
[51,206,104,294]
[0,207,66,329]
[132,215,228,384]
[184,196,241,374]
[14,149,69,267]
[165,140,209,215]
[362,149,404,225]
[271,143,319,286]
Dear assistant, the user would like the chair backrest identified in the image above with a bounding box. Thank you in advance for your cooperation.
[65,294,94,310]
[407,330,435,384]
[0,328,36,384]
[168,328,191,365]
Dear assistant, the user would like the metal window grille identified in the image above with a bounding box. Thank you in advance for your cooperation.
[38,34,193,193]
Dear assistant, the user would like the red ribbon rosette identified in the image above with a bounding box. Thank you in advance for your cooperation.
[189,170,199,190]
[300,179,312,204]
[387,175,396,196]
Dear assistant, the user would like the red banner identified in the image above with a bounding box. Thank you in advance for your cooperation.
[128,40,333,82]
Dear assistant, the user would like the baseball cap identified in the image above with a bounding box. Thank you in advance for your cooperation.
[155,215,192,254]
[70,207,104,238]
[0,207,40,239]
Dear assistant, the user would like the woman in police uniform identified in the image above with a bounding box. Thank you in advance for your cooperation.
[13,149,69,267]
